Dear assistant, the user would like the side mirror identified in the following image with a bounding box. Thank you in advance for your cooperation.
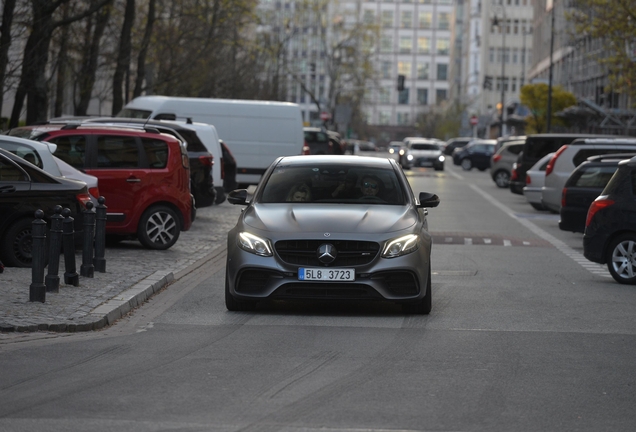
[228,189,249,205]
[417,192,440,208]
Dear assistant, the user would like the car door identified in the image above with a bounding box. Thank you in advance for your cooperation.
[86,134,145,229]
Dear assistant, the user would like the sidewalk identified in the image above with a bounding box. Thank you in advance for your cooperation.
[0,203,243,332]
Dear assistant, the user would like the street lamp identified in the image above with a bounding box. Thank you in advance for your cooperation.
[492,6,506,137]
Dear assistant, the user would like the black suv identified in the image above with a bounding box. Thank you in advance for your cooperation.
[560,154,636,233]
[584,155,636,284]
[0,148,90,267]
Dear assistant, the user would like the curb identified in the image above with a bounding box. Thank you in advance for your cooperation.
[0,244,227,333]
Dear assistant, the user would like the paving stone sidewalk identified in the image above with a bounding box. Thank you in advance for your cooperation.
[0,202,243,332]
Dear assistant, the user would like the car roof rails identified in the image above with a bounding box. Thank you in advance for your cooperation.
[587,152,636,162]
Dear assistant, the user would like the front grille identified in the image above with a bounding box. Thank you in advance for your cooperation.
[371,271,419,296]
[275,240,380,267]
[236,269,283,294]
[272,283,382,299]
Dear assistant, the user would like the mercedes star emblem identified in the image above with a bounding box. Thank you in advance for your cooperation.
[317,243,337,264]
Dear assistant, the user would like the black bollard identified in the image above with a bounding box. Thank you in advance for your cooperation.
[80,202,95,278]
[93,196,107,273]
[45,206,64,293]
[29,210,47,303]
[62,208,79,286]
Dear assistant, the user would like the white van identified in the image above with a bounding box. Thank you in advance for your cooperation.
[119,96,305,185]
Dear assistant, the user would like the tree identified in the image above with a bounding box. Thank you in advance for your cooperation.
[567,1,636,104]
[0,0,17,127]
[520,83,576,133]
[9,0,111,127]
[112,0,135,115]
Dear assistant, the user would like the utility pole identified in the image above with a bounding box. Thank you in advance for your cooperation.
[492,3,506,137]
[546,1,555,132]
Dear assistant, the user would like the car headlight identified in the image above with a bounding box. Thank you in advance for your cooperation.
[407,154,414,161]
[389,148,395,154]
[238,232,273,256]
[382,234,419,258]
[438,155,445,162]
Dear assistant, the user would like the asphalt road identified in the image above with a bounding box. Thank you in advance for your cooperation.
[1,161,635,431]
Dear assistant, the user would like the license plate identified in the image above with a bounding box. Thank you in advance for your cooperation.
[298,268,355,281]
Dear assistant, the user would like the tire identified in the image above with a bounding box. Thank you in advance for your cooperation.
[606,234,636,284]
[225,270,257,311]
[403,265,432,314]
[0,218,49,268]
[137,205,181,250]
[461,158,472,171]
[530,202,547,211]
[494,170,510,188]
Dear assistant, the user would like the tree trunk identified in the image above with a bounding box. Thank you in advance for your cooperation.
[76,1,112,115]
[133,0,155,98]
[54,4,70,118]
[112,0,135,115]
[0,0,17,128]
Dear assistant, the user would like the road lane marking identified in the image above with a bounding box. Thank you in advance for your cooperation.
[469,184,610,278]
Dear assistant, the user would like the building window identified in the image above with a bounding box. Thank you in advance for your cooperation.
[401,11,413,29]
[436,63,448,81]
[438,13,450,30]
[398,88,409,104]
[417,88,428,105]
[397,112,410,125]
[512,48,518,64]
[419,12,432,29]
[417,37,430,54]
[435,89,447,104]
[381,11,394,28]
[436,39,450,55]
[381,61,391,79]
[399,36,412,54]
[363,9,375,25]
[417,63,429,79]
[398,61,412,78]
[381,35,393,52]
[379,87,390,104]
[489,48,495,62]
[512,77,517,92]
[379,111,390,125]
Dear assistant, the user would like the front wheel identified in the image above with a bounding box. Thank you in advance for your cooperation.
[461,158,472,171]
[137,205,181,250]
[607,234,636,284]
[0,218,35,267]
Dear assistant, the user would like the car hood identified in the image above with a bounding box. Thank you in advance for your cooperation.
[243,204,417,234]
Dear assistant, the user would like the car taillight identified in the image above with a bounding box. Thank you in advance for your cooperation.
[525,174,531,185]
[545,145,568,176]
[199,155,214,167]
[561,188,567,207]
[76,193,92,209]
[585,196,615,227]
[302,144,311,155]
[493,154,502,163]
[88,187,100,199]
[511,167,518,181]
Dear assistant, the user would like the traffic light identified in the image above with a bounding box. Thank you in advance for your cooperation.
[397,74,405,91]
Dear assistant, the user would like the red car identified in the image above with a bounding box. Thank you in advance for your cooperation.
[14,124,193,250]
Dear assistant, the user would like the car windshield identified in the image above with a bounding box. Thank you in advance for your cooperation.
[411,143,439,150]
[259,163,406,205]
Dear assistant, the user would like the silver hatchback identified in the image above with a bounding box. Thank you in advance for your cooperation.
[225,155,440,314]
[490,140,524,187]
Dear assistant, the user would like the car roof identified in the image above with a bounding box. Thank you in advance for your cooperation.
[0,134,57,153]
[571,138,636,145]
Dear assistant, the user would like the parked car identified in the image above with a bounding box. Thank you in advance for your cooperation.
[584,156,636,284]
[0,134,100,204]
[219,139,238,192]
[403,138,444,170]
[0,148,90,267]
[10,124,193,250]
[559,154,632,233]
[509,134,612,195]
[490,139,524,187]
[303,127,332,155]
[494,135,526,153]
[453,139,496,171]
[522,152,554,211]
[443,137,472,156]
[225,155,440,313]
[542,138,636,213]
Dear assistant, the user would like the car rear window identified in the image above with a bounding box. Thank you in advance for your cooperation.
[570,166,618,188]
[175,129,208,152]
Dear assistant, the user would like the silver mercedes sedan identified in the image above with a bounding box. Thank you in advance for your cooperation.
[225,155,440,314]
